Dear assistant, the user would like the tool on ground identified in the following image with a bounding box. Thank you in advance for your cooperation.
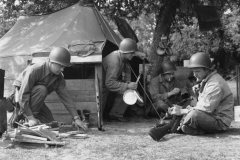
[14,121,43,137]
[23,121,61,129]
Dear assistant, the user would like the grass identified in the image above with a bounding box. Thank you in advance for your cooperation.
[0,80,239,160]
[0,118,240,160]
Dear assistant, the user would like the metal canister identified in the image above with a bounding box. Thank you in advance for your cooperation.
[234,106,240,122]
[0,69,4,99]
[0,98,7,136]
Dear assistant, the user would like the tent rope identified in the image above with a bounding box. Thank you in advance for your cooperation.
[126,62,164,119]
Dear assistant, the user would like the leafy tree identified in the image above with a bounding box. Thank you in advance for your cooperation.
[1,0,240,78]
[96,0,240,77]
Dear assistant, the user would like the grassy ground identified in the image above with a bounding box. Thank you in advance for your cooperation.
[0,118,240,160]
[0,80,239,160]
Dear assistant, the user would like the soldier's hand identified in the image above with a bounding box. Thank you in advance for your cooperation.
[134,51,147,60]
[75,119,88,131]
[190,96,198,106]
[127,82,138,90]
[192,84,200,94]
[27,115,41,127]
[169,105,182,115]
[169,88,180,96]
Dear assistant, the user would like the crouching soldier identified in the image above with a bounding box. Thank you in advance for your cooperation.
[149,61,193,118]
[102,38,146,122]
[7,47,88,131]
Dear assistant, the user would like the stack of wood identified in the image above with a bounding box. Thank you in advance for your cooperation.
[6,124,66,146]
[3,122,89,147]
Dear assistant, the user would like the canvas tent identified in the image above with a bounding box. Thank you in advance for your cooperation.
[0,2,121,125]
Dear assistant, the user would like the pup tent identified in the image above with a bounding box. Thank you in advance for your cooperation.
[0,1,121,125]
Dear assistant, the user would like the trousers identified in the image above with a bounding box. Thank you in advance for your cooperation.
[102,87,128,118]
[182,110,228,134]
[7,85,54,123]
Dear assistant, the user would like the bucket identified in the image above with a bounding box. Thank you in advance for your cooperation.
[0,98,7,136]
[123,89,143,105]
[234,106,240,122]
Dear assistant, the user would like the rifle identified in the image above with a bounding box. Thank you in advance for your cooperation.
[149,97,190,142]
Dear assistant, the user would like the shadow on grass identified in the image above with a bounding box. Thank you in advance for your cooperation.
[159,133,186,142]
[196,127,240,140]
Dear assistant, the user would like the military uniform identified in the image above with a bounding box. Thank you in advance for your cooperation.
[149,74,192,115]
[102,50,131,119]
[8,61,79,123]
[182,71,234,133]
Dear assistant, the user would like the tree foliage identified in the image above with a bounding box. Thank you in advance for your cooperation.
[1,0,240,78]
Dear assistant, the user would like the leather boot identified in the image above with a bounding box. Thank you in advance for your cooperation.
[82,110,90,127]
[77,110,90,127]
[9,104,24,129]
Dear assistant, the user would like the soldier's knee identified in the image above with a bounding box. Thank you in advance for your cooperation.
[32,85,48,96]
[187,110,201,120]
[155,100,168,108]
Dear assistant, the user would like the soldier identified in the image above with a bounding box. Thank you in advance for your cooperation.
[173,52,234,135]
[7,47,88,131]
[102,38,146,122]
[149,61,193,117]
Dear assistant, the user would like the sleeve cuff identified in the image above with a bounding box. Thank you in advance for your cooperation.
[120,83,128,94]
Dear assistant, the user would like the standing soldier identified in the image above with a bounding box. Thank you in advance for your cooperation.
[102,38,146,122]
[7,47,88,131]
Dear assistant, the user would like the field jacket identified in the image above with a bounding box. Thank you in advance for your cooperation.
[193,71,234,128]
[13,61,78,117]
[102,50,131,94]
[149,74,192,104]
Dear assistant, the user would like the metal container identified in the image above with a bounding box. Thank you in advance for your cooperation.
[0,98,7,136]
[0,69,5,99]
[234,106,240,122]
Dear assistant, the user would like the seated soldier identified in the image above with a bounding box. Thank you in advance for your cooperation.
[6,47,88,131]
[171,52,234,135]
[149,61,193,118]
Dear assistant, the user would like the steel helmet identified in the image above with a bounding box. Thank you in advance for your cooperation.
[159,61,176,74]
[119,38,138,53]
[188,52,212,69]
[49,47,71,67]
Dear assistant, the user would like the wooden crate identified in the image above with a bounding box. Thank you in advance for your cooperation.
[45,79,98,125]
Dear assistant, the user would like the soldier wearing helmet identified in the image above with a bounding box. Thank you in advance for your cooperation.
[171,52,234,135]
[149,61,193,117]
[102,38,146,122]
[7,47,88,131]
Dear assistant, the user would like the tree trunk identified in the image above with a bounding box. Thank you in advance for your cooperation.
[149,0,178,78]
